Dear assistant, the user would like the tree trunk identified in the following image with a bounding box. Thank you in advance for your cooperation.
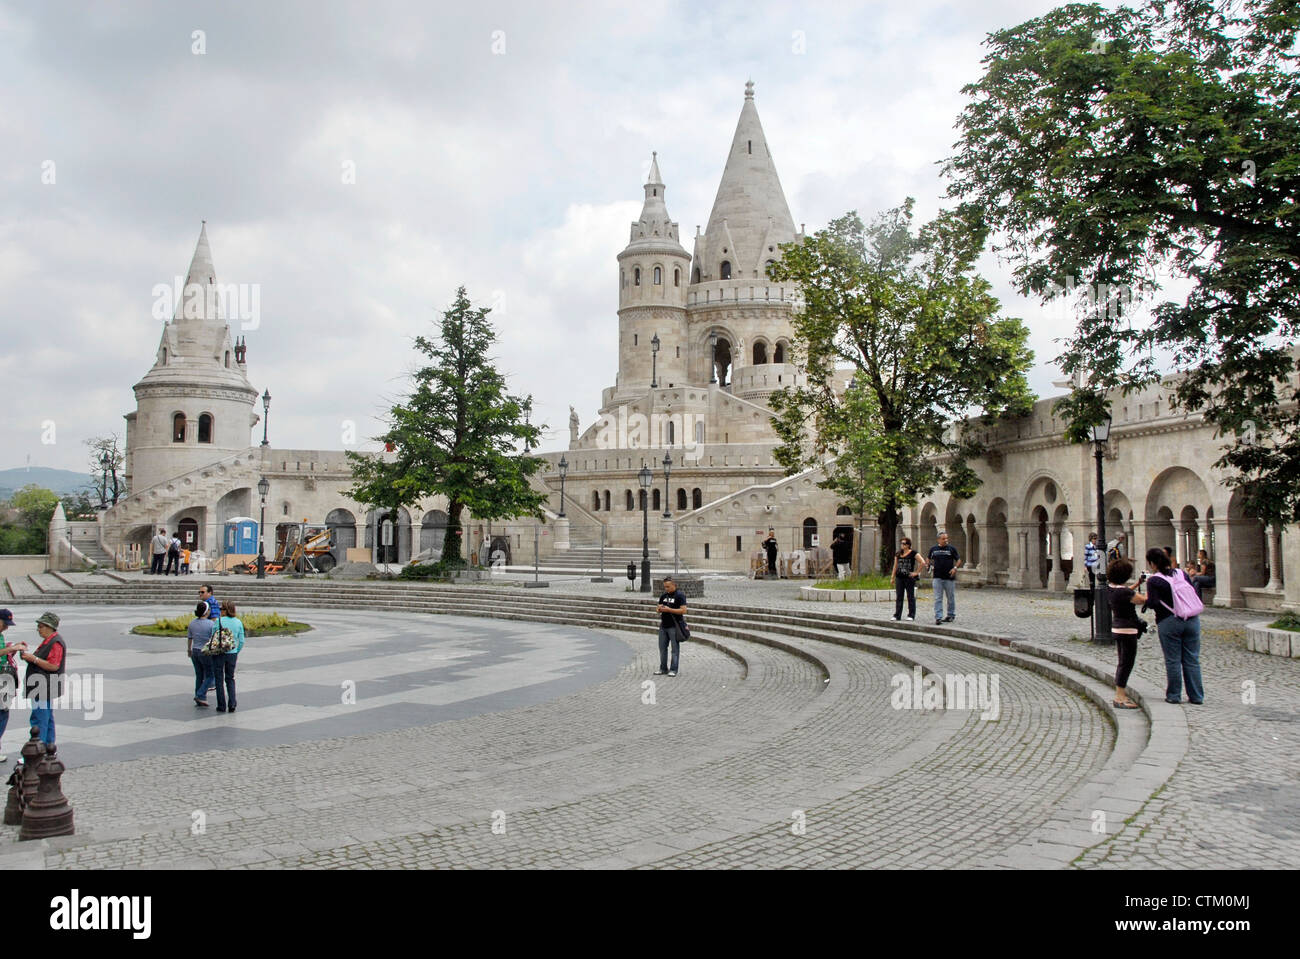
[441,500,464,567]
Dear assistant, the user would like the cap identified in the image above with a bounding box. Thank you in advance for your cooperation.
[35,611,59,630]
[0,609,14,625]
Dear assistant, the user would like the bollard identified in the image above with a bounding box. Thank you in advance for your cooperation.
[19,727,42,807]
[3,765,21,825]
[19,744,74,840]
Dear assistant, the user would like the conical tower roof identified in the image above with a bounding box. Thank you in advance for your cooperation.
[694,82,797,281]
[622,152,686,256]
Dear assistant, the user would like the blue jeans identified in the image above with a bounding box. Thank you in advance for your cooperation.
[1157,616,1204,703]
[29,700,54,745]
[212,652,238,710]
[192,652,214,700]
[0,707,8,751]
[933,578,956,620]
[658,625,680,672]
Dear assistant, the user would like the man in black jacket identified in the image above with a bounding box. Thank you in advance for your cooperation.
[832,531,852,580]
[654,577,687,677]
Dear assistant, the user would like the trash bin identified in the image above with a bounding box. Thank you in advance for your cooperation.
[626,562,637,581]
[1073,587,1094,618]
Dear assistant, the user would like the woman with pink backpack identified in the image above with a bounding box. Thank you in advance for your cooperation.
[1141,548,1205,705]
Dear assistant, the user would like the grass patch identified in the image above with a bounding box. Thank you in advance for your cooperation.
[813,574,893,591]
[131,611,312,637]
[1267,612,1300,632]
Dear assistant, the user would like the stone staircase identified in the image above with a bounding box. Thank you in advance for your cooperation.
[100,448,267,539]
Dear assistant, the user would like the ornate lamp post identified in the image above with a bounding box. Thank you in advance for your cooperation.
[256,475,270,580]
[709,330,718,384]
[98,451,110,509]
[260,389,271,447]
[557,455,568,518]
[1092,414,1114,645]
[638,463,652,592]
[662,448,672,518]
[650,333,660,389]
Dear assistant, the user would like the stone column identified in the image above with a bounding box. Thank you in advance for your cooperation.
[1004,526,1031,589]
[553,516,570,552]
[1171,523,1185,568]
[1283,523,1300,611]
[1265,523,1283,592]
[1211,516,1235,607]
[1046,528,1066,591]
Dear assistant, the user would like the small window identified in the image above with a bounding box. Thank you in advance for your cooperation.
[638,489,647,510]
[161,347,168,365]
[692,488,703,510]
[674,269,680,287]
[675,346,680,358]
[626,490,634,511]
[172,413,186,443]
[653,488,661,511]
[653,266,662,285]
[634,268,641,286]
[774,343,785,363]
[677,488,687,510]
[720,261,731,280]
[592,491,601,511]
[667,421,675,445]
[603,490,611,511]
[704,543,710,559]
[736,535,743,551]
[621,269,626,288]
[754,342,768,364]
[634,333,638,346]
[692,267,700,283]
[198,413,213,443]
[747,140,752,154]
[224,351,231,368]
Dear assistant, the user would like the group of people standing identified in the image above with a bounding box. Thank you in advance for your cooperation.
[0,609,66,761]
[149,527,194,575]
[888,531,963,624]
[187,585,244,712]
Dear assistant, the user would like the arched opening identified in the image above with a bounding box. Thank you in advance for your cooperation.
[692,488,703,510]
[638,489,647,511]
[420,509,448,556]
[666,420,675,445]
[652,488,661,512]
[625,490,634,511]
[197,413,213,444]
[634,267,641,286]
[224,351,231,368]
[161,347,168,365]
[985,499,1010,582]
[695,420,705,445]
[172,413,187,443]
[592,490,601,511]
[367,507,412,564]
[653,266,662,285]
[677,488,687,511]
[1033,505,1050,588]
[753,341,768,365]
[773,342,786,363]
[177,517,199,550]
[326,508,357,550]
[712,336,733,387]
[966,513,979,569]
[765,259,776,276]
[720,260,732,280]
[692,267,700,284]
[603,490,611,512]
[674,268,680,287]
[802,517,818,549]
[944,501,968,557]
[919,503,940,554]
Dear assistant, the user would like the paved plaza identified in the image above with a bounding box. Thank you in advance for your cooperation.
[0,579,1295,869]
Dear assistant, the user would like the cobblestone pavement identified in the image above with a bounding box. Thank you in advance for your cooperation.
[3,578,1290,868]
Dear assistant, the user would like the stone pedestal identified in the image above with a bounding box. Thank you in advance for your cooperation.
[553,517,570,552]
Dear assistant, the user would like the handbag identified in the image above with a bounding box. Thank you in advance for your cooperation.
[677,617,690,642]
[201,616,235,656]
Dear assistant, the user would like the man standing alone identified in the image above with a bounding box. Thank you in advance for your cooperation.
[654,576,687,678]
[928,531,963,625]
[832,531,852,580]
[762,529,779,577]
[150,528,168,575]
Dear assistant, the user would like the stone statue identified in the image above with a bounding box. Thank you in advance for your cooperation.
[569,406,579,445]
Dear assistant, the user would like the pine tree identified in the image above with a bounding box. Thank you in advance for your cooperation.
[347,287,546,567]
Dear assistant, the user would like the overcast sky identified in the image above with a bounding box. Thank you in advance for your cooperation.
[0,0,1127,475]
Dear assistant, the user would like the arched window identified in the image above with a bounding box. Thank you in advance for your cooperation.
[592,490,601,511]
[774,342,786,364]
[695,420,705,444]
[692,487,703,510]
[692,267,700,284]
[653,266,662,285]
[674,268,680,287]
[172,413,186,443]
[326,508,358,549]
[753,342,768,365]
[224,351,231,368]
[803,517,818,549]
[626,490,634,511]
[161,347,168,365]
[197,413,213,443]
[667,420,675,445]
[638,489,647,510]
[677,488,687,511]
[634,267,641,286]
[720,261,732,280]
[283,501,291,516]
[621,269,626,288]
[652,488,661,511]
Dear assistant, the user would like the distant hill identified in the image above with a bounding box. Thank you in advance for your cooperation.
[0,467,97,499]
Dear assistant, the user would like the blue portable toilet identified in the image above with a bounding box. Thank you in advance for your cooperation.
[223,517,259,555]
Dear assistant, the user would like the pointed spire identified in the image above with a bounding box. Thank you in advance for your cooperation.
[623,153,685,254]
[647,151,663,186]
[695,82,796,281]
[176,221,219,320]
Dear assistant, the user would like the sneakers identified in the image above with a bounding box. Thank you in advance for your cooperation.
[0,754,7,763]
[668,670,677,677]
[943,615,956,623]
[906,615,914,621]
[194,698,209,707]
[891,614,901,621]
[936,618,943,625]
[653,669,667,676]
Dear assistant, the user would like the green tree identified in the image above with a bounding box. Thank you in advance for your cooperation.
[347,287,547,566]
[768,205,1035,572]
[62,490,98,521]
[0,485,61,554]
[944,0,1300,521]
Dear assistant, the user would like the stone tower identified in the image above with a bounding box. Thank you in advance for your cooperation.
[687,81,802,398]
[124,223,260,493]
[614,153,691,400]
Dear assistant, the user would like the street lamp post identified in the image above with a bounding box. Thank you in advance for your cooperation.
[650,333,660,389]
[99,451,110,509]
[256,475,270,579]
[1092,414,1114,645]
[557,455,568,518]
[260,389,271,447]
[638,463,652,593]
[709,330,718,384]
[662,448,672,518]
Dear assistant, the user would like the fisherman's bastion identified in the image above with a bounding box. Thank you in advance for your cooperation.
[47,83,1295,613]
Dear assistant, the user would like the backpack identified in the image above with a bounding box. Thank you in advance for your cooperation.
[1150,569,1204,620]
